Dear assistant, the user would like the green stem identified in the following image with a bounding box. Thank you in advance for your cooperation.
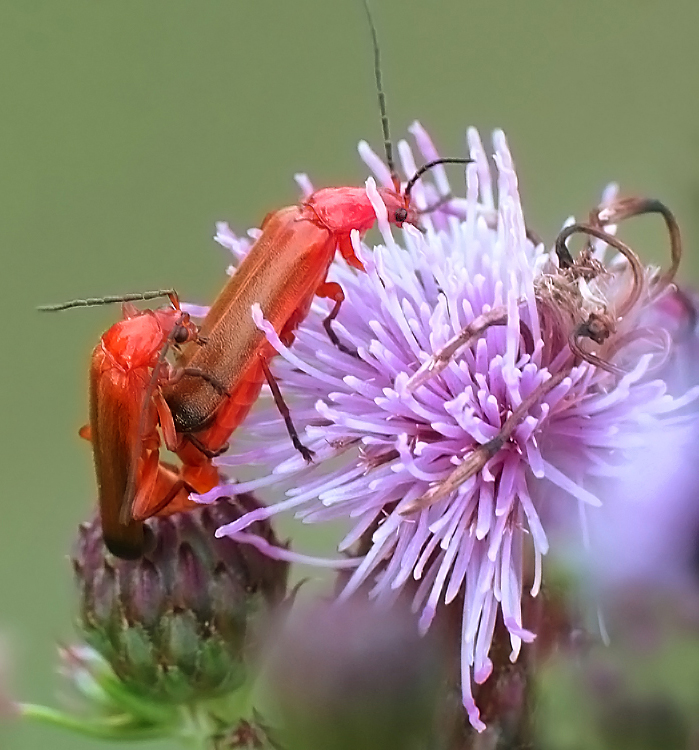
[20,703,165,742]
[178,704,218,749]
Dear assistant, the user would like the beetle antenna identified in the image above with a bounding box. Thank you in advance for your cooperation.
[361,0,398,189]
[38,289,179,312]
[405,158,472,200]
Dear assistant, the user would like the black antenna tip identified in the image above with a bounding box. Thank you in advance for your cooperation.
[404,158,472,200]
[361,0,397,185]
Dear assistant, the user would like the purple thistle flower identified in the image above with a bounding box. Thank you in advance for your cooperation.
[193,123,698,731]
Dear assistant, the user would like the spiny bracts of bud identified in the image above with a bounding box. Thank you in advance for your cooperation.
[73,495,288,705]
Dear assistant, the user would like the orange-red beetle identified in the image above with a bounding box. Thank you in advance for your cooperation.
[162,3,470,470]
[44,3,470,558]
[91,166,459,558]
[164,183,422,463]
[82,296,219,558]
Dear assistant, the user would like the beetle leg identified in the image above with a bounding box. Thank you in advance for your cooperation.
[338,233,366,271]
[316,280,359,357]
[185,433,229,459]
[259,356,314,464]
[181,461,220,496]
[154,392,178,452]
[129,449,161,522]
[131,458,202,520]
[139,478,185,519]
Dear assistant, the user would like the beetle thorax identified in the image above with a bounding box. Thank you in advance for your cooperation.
[305,187,381,235]
[304,185,418,236]
[101,313,168,371]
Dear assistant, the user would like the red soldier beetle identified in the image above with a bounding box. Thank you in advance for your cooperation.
[163,4,471,464]
[41,291,221,559]
[42,2,470,556]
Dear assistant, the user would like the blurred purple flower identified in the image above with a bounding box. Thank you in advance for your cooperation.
[194,124,699,730]
[581,287,699,593]
[265,597,444,750]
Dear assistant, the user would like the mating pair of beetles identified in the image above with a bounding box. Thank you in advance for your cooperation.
[43,6,469,560]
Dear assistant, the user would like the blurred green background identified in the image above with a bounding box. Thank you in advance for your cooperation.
[2,1,699,748]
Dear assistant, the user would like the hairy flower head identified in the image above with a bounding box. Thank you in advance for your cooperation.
[194,124,698,731]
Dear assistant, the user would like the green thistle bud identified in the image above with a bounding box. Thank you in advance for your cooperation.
[73,495,288,707]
